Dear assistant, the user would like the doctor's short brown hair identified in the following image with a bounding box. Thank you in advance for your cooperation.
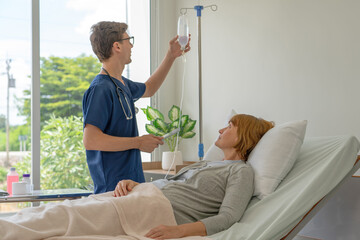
[230,114,274,161]
[90,21,128,62]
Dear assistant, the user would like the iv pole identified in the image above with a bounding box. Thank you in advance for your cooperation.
[180,5,217,160]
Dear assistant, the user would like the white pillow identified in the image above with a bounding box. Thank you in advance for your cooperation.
[203,112,307,199]
[248,120,307,199]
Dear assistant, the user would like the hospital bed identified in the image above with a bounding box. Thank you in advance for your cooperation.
[77,134,359,240]
[210,135,360,240]
[1,135,358,240]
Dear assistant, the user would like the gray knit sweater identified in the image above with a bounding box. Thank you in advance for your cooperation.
[160,160,254,236]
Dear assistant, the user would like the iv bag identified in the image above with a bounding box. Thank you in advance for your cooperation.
[177,15,189,50]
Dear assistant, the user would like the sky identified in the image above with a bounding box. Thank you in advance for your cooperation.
[0,0,143,126]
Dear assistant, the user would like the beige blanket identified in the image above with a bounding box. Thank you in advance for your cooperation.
[0,183,209,240]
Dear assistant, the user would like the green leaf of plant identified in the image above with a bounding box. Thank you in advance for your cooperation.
[145,124,165,136]
[182,119,196,133]
[168,105,181,122]
[154,119,169,133]
[170,121,179,129]
[145,124,159,135]
[141,108,153,121]
[180,131,196,138]
[180,115,189,128]
[146,106,164,121]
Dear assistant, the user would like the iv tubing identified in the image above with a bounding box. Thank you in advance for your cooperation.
[164,53,187,179]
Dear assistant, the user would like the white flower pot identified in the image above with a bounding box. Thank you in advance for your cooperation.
[162,151,183,170]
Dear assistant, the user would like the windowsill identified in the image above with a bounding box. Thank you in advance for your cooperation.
[142,161,196,175]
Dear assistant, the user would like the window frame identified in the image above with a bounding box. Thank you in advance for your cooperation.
[150,0,160,162]
[31,0,41,191]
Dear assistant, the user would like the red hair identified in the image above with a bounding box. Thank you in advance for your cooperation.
[230,114,274,161]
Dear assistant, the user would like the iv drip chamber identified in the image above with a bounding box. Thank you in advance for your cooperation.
[177,15,189,50]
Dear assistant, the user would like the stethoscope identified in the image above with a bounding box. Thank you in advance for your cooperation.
[102,67,138,120]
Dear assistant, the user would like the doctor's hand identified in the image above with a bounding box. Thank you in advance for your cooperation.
[167,34,191,60]
[138,134,164,153]
[113,180,139,197]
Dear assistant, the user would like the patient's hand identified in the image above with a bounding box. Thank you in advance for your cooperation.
[113,180,139,197]
[145,225,183,239]
[146,222,207,239]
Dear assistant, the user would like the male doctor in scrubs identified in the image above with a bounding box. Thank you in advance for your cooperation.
[82,21,190,194]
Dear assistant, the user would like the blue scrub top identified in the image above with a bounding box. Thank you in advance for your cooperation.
[82,74,146,194]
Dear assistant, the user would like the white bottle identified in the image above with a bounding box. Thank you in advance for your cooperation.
[22,173,33,194]
[177,14,189,50]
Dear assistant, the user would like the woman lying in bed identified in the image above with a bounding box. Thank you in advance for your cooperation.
[115,114,274,239]
[0,114,273,239]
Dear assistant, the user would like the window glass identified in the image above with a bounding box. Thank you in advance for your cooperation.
[0,0,31,213]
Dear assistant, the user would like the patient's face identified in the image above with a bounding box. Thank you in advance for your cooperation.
[215,122,239,150]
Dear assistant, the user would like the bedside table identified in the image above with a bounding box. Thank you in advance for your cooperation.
[142,161,196,182]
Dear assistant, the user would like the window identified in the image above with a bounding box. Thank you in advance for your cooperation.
[0,0,151,205]
[0,0,32,213]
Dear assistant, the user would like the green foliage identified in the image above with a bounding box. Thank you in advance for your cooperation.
[6,54,97,190]
[142,105,196,152]
[12,157,31,181]
[0,166,7,184]
[0,131,4,150]
[14,115,92,190]
[0,166,8,191]
[17,54,101,125]
[0,125,30,151]
[0,114,5,130]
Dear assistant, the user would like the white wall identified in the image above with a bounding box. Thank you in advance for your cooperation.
[156,0,360,162]
[151,0,180,158]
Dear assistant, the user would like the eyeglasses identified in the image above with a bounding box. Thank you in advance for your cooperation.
[117,36,134,45]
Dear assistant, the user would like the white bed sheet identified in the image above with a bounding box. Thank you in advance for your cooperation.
[209,135,360,240]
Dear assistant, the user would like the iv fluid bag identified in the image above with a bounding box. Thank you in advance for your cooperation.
[177,15,189,50]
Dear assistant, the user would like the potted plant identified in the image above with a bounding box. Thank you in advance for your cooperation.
[142,105,196,170]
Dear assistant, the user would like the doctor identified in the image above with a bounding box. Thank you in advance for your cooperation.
[82,21,191,194]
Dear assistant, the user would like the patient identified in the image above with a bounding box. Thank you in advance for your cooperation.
[114,114,274,239]
[0,114,273,240]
